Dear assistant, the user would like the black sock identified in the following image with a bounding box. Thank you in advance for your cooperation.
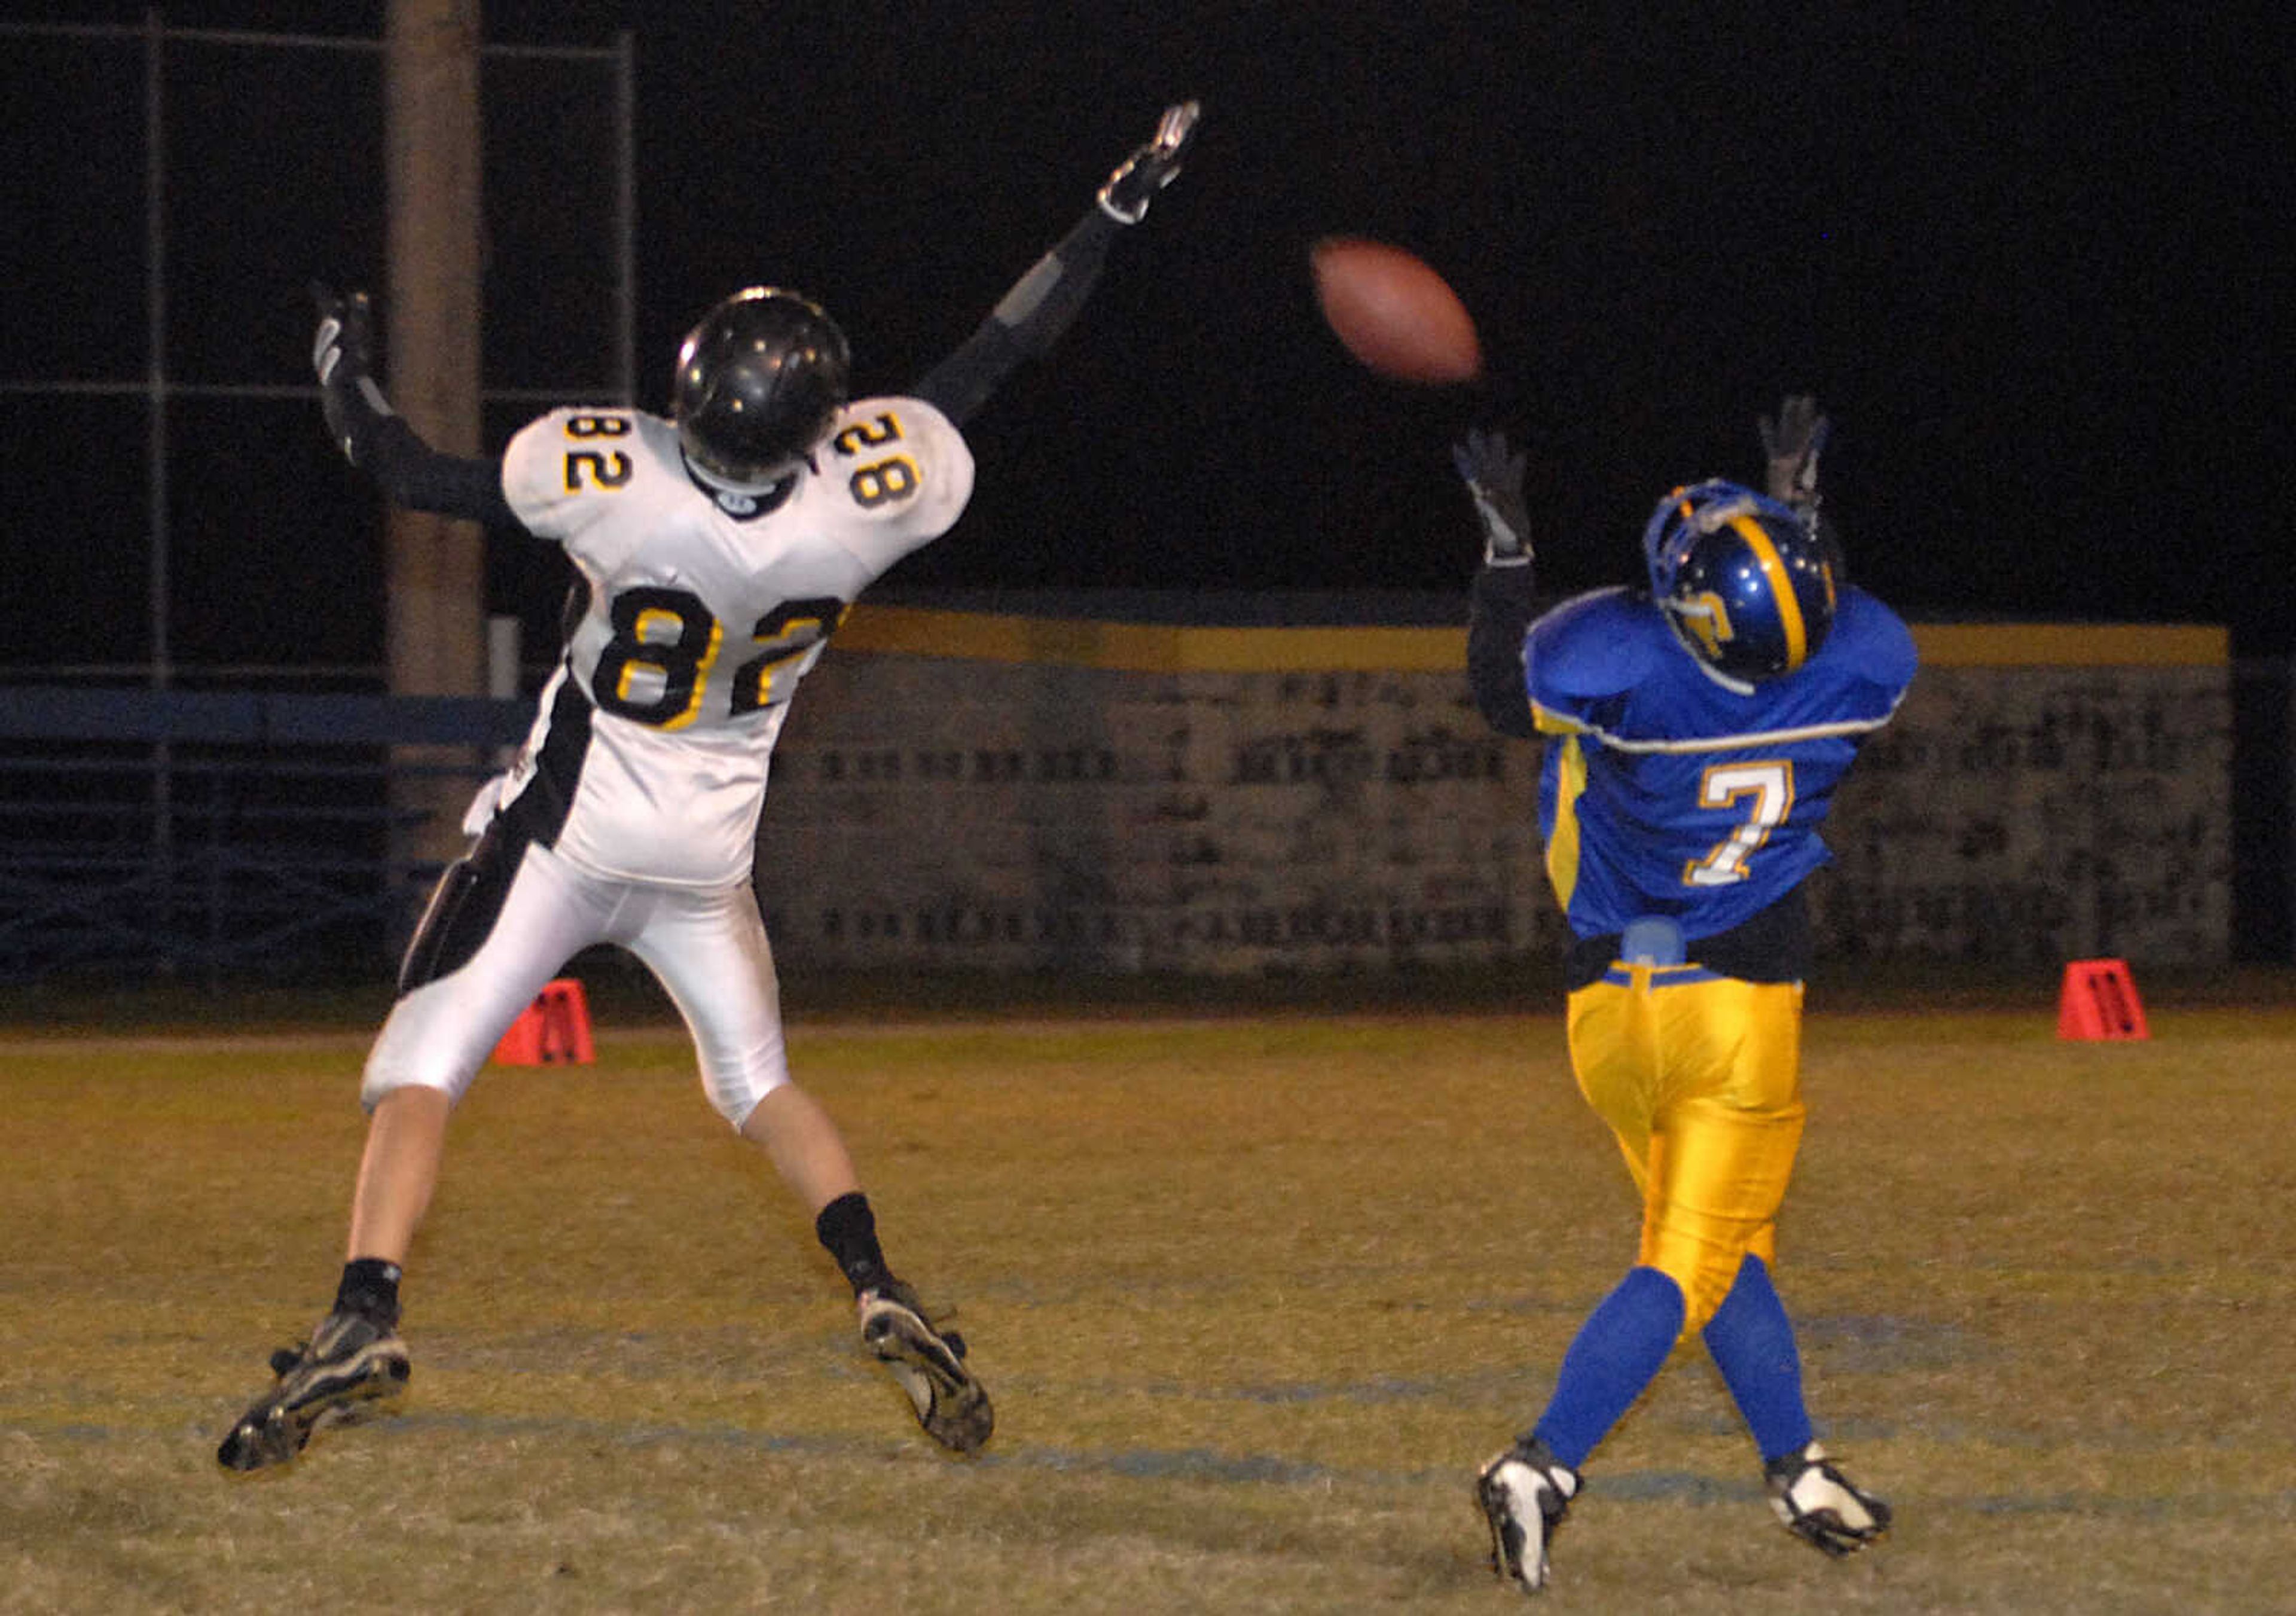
[334,1258,402,1330]
[814,1191,891,1296]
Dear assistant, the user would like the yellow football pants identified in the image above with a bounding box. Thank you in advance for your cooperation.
[1564,967,1806,1332]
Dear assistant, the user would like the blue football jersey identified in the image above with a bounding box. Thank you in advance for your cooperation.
[1522,584,1916,941]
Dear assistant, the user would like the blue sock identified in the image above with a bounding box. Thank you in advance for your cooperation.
[1700,1254,1813,1463]
[1531,1266,1686,1470]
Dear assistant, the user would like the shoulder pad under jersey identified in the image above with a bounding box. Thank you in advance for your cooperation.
[1525,587,1677,703]
[1818,586,1919,699]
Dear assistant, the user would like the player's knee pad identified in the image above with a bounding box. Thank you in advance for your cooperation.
[359,972,507,1112]
[702,1050,793,1130]
[358,1059,463,1114]
[359,998,475,1111]
[1648,1245,1752,1336]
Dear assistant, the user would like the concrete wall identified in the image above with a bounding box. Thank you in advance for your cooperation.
[753,608,2231,975]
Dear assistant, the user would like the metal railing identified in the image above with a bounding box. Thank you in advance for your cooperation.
[0,686,526,984]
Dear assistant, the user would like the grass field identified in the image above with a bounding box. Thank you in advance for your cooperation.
[5,980,2295,1612]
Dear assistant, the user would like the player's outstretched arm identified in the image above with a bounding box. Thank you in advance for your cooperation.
[911,102,1200,428]
[310,282,517,526]
[1457,427,1543,738]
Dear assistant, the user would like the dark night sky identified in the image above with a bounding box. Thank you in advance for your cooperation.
[5,2,2285,662]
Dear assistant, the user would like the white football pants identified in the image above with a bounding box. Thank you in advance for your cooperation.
[362,840,791,1127]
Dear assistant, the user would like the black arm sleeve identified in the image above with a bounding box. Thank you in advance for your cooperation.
[1467,562,1543,739]
[359,414,520,528]
[909,208,1124,428]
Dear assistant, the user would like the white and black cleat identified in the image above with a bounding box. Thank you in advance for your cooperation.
[857,1281,993,1455]
[216,1309,409,1472]
[1476,1437,1579,1595]
[1765,1441,1892,1556]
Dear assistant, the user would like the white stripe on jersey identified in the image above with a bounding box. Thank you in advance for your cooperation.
[1530,696,1906,754]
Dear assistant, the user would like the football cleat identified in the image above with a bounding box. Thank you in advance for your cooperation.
[216,1309,410,1472]
[857,1280,993,1455]
[1764,1441,1892,1556]
[1476,1437,1579,1595]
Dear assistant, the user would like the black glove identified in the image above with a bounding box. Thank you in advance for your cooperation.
[1098,101,1201,224]
[1758,394,1828,512]
[1452,427,1532,566]
[311,281,395,465]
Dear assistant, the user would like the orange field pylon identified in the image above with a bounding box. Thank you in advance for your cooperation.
[2056,958,2149,1041]
[492,977,596,1065]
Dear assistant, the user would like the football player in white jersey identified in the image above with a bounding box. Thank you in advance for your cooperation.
[219,103,1199,1472]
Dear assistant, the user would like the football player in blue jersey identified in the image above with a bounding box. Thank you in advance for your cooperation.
[1457,400,1914,1596]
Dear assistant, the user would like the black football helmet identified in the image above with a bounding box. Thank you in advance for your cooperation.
[671,287,851,486]
[1642,479,1837,691]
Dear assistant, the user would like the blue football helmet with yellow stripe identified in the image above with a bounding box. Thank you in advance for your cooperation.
[1643,480,1838,691]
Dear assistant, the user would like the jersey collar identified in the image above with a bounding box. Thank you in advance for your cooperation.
[682,453,799,521]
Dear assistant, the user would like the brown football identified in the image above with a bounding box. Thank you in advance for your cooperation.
[1310,236,1482,385]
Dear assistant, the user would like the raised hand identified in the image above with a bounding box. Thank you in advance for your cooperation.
[310,282,396,465]
[1453,426,1532,565]
[1758,394,1828,510]
[1098,101,1202,224]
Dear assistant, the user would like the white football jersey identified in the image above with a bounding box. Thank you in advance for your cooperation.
[493,398,973,886]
